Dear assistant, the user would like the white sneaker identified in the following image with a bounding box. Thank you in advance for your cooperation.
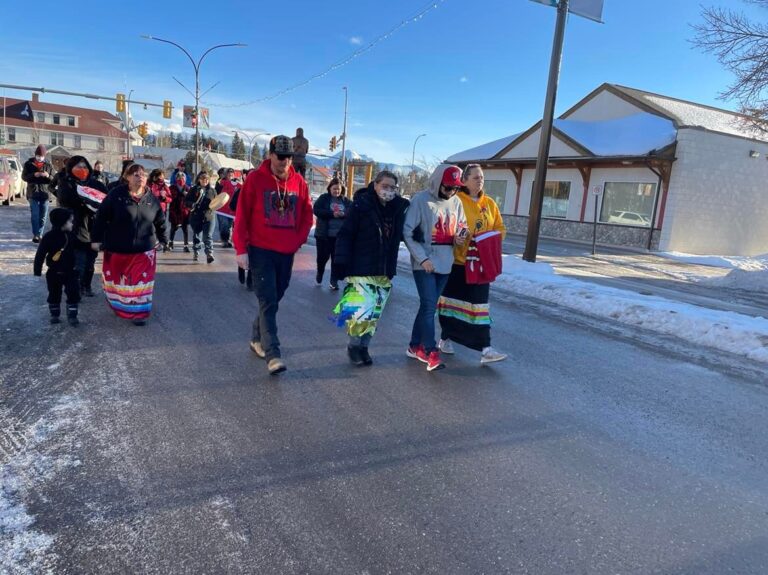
[249,340,265,359]
[480,347,507,364]
[438,339,455,354]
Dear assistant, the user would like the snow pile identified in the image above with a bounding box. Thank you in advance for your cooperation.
[1,396,84,574]
[662,252,768,293]
[495,256,768,362]
[446,132,523,163]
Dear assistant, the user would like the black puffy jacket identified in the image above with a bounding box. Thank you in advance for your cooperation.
[55,156,107,246]
[92,185,168,254]
[334,184,409,279]
[21,158,54,201]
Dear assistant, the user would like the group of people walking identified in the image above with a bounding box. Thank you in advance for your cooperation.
[30,135,508,374]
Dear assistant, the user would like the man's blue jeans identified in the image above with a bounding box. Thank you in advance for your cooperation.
[193,219,216,255]
[29,198,49,238]
[217,214,232,243]
[410,270,450,353]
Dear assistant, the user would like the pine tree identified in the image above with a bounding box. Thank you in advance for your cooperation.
[231,133,246,160]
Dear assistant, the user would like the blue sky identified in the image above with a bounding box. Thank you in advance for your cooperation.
[1,0,758,165]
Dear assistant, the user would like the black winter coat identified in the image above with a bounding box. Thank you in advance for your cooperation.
[21,158,54,201]
[33,229,77,276]
[334,185,409,279]
[313,192,351,238]
[92,185,168,254]
[56,174,107,246]
[92,171,110,188]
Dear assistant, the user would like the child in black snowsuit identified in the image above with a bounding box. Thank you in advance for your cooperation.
[34,208,81,325]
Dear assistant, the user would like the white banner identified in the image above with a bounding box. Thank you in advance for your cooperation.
[530,0,604,23]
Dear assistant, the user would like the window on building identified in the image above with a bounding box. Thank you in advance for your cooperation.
[484,180,508,214]
[532,181,571,219]
[36,112,46,123]
[599,182,657,227]
[7,128,15,143]
[67,116,75,127]
[53,114,60,125]
[50,132,64,146]
[98,138,105,151]
[74,135,82,149]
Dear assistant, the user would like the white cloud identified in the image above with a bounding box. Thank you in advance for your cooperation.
[460,76,469,83]
[349,36,363,45]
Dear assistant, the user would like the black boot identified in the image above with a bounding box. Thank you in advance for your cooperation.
[347,345,364,366]
[49,304,61,324]
[67,305,79,326]
[359,347,373,366]
[316,270,323,285]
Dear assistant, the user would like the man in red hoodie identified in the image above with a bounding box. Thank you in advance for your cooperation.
[234,135,313,375]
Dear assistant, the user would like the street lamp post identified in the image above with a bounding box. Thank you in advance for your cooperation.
[340,86,348,184]
[411,133,426,194]
[232,130,269,168]
[142,35,246,175]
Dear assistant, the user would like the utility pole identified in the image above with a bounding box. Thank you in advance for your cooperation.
[340,86,348,184]
[142,36,246,175]
[411,133,426,194]
[523,0,570,263]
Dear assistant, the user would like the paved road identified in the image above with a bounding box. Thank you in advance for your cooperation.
[2,203,768,574]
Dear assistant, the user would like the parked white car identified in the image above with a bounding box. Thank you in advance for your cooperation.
[0,154,23,205]
[607,210,651,226]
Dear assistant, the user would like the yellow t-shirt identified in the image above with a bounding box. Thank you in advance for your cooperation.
[454,191,507,264]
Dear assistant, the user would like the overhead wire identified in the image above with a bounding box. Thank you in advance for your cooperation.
[203,0,448,108]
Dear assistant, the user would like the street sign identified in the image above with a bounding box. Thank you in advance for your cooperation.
[183,106,210,129]
[592,184,603,195]
[530,0,604,23]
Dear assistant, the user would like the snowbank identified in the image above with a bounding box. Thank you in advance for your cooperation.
[661,252,768,294]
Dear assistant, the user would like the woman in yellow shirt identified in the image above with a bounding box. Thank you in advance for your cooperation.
[437,164,508,364]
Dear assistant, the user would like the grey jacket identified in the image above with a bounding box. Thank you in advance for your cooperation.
[403,164,467,275]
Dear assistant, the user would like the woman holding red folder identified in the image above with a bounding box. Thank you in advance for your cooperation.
[437,164,508,364]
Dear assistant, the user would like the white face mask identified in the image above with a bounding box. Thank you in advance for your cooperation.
[35,155,44,162]
[377,188,396,203]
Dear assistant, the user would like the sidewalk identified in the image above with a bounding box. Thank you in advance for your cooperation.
[501,234,768,319]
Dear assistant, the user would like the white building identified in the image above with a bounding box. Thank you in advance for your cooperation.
[447,84,768,256]
[0,93,129,172]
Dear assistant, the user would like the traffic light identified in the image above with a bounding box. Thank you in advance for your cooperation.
[116,93,126,113]
[138,122,148,139]
[162,100,173,119]
[329,136,337,151]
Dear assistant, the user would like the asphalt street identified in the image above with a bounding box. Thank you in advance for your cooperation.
[2,203,768,574]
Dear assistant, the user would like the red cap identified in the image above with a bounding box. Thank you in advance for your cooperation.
[441,166,463,187]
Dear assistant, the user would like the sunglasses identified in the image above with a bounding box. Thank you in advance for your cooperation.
[275,153,292,161]
[442,185,462,192]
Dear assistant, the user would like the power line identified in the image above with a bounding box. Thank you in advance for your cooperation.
[203,0,448,108]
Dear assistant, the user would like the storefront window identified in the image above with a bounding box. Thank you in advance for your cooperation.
[484,180,508,213]
[599,182,657,227]
[532,181,571,219]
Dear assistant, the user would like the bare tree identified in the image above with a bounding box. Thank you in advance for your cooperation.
[693,1,768,122]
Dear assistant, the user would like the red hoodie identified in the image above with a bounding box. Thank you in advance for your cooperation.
[233,161,313,255]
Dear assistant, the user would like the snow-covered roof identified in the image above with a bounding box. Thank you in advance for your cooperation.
[612,85,768,142]
[554,112,677,157]
[446,133,523,163]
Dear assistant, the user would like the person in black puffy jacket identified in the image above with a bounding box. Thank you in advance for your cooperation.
[33,208,81,325]
[332,171,409,366]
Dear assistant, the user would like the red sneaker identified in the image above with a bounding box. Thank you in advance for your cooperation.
[426,350,445,372]
[406,345,428,363]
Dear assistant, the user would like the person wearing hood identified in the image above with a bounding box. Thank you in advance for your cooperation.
[233,135,313,376]
[403,164,468,372]
[33,208,81,326]
[437,164,508,364]
[21,144,55,243]
[333,171,409,366]
[186,171,217,263]
[55,156,108,297]
[291,127,309,178]
[171,160,191,188]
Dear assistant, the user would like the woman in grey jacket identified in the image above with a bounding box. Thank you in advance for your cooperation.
[403,164,468,371]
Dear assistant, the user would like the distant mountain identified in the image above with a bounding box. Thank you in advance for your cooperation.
[306,149,426,175]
